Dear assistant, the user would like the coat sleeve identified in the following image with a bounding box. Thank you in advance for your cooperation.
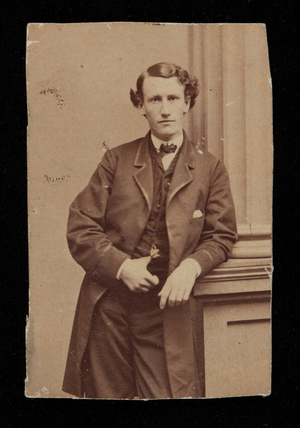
[187,159,238,277]
[67,149,130,283]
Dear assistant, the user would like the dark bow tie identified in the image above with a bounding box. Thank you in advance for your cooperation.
[159,143,177,154]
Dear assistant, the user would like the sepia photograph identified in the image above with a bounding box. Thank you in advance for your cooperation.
[26,22,273,399]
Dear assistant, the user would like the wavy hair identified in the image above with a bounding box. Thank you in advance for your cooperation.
[130,62,199,110]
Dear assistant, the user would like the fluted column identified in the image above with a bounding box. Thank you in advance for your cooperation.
[244,25,273,228]
[222,24,272,258]
[204,24,224,161]
[222,25,247,226]
[189,24,272,260]
[187,25,205,144]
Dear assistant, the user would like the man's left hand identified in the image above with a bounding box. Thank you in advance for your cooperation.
[158,260,200,310]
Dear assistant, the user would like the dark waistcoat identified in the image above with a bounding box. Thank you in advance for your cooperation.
[132,141,181,279]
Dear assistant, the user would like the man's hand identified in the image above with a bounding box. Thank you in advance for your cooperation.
[119,256,159,293]
[158,260,200,310]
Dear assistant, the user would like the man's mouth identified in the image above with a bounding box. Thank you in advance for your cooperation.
[158,120,175,123]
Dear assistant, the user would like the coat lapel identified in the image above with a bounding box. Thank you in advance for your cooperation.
[166,131,195,207]
[133,132,153,213]
[133,131,195,211]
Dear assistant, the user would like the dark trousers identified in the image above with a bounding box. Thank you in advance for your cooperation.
[81,278,172,399]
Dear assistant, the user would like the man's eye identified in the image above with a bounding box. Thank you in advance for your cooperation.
[152,98,160,103]
[169,96,177,101]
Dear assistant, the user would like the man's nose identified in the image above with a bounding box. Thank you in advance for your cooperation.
[160,99,170,116]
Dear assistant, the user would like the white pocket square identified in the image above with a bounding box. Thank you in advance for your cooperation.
[192,209,203,219]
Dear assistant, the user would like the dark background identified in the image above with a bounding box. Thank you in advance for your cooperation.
[1,1,299,427]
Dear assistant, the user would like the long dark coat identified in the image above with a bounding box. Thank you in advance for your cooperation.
[62,131,237,398]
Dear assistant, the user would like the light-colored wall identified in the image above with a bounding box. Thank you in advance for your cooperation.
[26,23,272,398]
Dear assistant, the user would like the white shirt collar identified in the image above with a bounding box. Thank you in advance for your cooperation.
[151,132,184,153]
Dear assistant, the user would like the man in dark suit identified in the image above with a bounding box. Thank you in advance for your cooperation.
[62,62,237,399]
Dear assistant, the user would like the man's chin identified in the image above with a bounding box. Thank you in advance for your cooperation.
[154,130,179,141]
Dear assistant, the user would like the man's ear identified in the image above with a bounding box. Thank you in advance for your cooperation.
[183,98,191,114]
[138,103,146,117]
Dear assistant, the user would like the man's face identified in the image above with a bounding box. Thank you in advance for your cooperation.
[139,76,190,141]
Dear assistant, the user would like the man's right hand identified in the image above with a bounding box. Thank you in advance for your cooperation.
[119,257,159,293]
